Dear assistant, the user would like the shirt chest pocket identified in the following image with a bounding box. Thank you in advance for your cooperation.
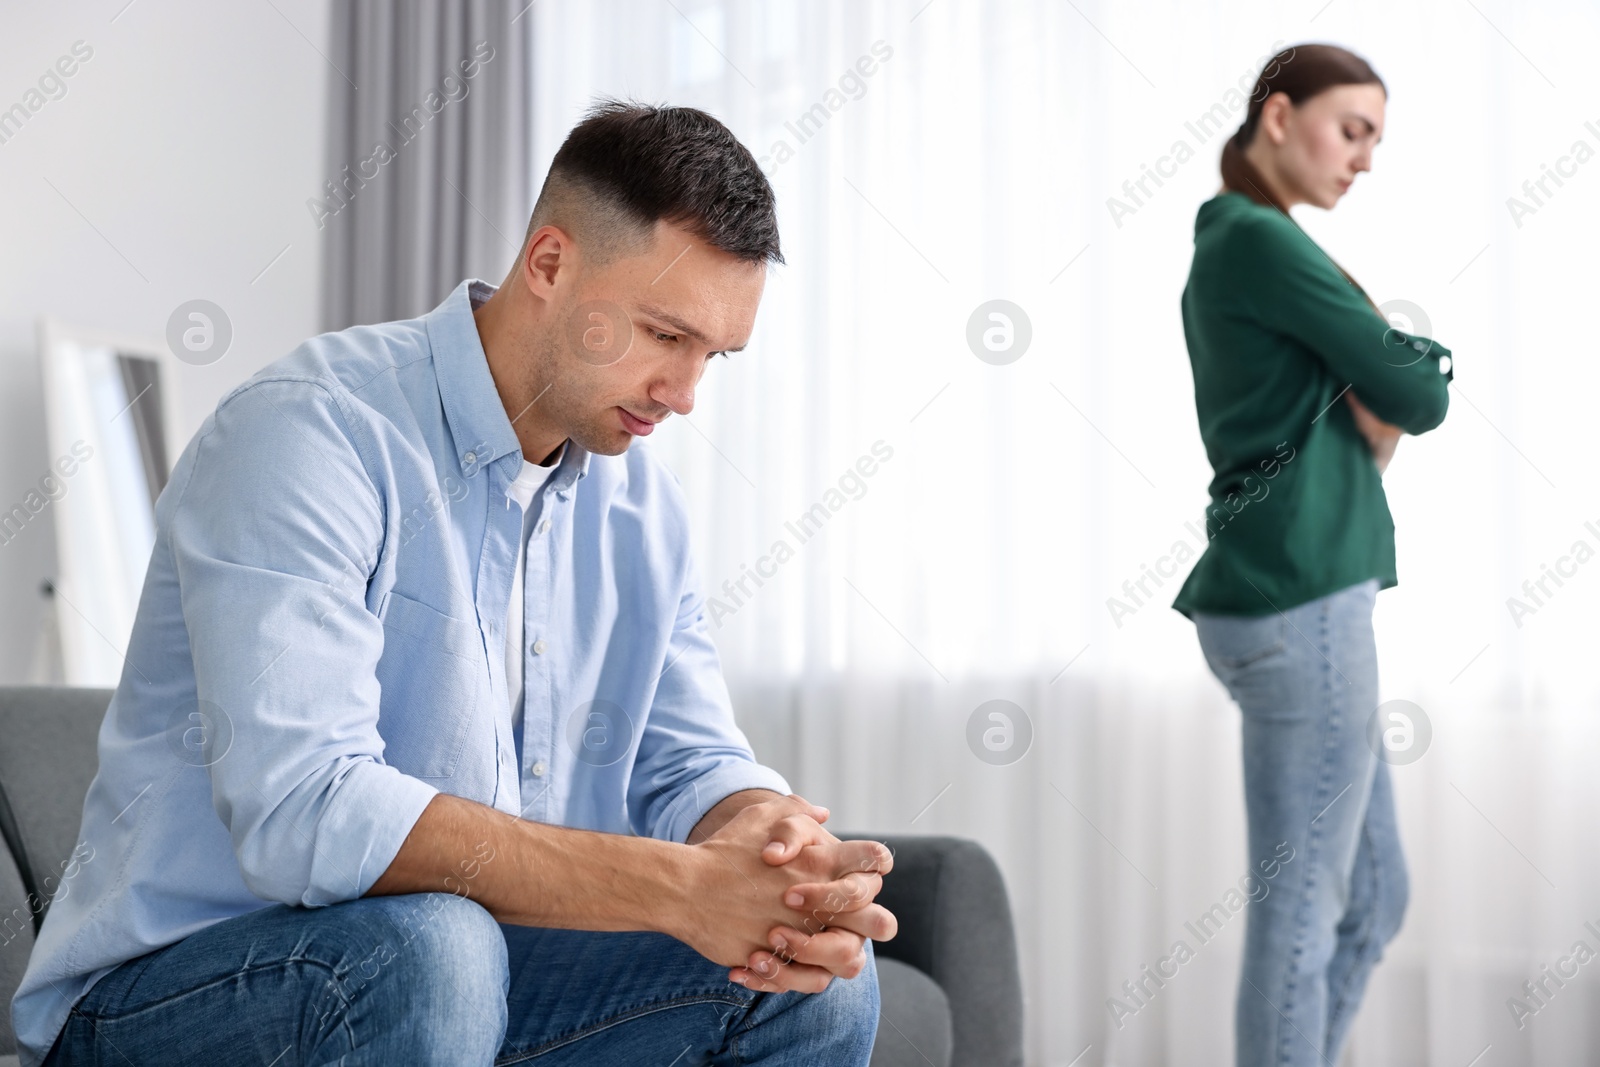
[374,590,487,779]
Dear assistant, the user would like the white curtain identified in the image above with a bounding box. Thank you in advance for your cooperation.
[531,2,1600,1063]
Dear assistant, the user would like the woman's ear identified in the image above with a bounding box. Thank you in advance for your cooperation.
[1257,91,1293,146]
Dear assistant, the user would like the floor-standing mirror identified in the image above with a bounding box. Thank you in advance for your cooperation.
[36,318,175,687]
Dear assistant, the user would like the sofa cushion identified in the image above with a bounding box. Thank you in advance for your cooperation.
[857,834,1023,1067]
[0,835,35,1058]
[0,688,109,934]
[870,955,953,1067]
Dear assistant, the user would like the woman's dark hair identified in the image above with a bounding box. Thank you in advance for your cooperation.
[1221,44,1387,313]
[528,98,783,266]
[1220,44,1386,213]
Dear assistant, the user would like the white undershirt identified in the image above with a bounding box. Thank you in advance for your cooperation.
[505,447,563,750]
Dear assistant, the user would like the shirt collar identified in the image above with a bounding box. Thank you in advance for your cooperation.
[424,278,591,490]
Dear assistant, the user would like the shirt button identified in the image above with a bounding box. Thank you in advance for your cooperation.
[530,761,546,777]
[1411,340,1426,351]
[462,450,477,466]
[532,639,547,655]
[537,519,550,535]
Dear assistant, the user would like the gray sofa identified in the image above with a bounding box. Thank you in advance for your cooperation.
[0,687,1022,1067]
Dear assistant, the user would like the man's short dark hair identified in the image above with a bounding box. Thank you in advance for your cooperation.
[526,99,782,266]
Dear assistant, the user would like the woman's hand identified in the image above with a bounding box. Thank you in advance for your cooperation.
[1346,392,1402,474]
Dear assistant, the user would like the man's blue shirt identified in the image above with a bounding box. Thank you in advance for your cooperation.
[11,278,788,1065]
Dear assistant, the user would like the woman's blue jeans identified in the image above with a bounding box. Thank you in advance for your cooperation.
[42,890,879,1065]
[1194,578,1408,1067]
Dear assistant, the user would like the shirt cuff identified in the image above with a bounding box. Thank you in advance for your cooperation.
[306,761,440,906]
[653,762,793,844]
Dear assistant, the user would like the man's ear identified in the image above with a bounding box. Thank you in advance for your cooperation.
[521,224,575,302]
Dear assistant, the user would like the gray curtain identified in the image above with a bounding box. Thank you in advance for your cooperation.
[321,0,533,330]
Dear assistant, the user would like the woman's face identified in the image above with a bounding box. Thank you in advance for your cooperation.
[1258,83,1387,209]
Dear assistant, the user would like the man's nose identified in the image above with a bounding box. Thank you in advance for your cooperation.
[650,365,698,417]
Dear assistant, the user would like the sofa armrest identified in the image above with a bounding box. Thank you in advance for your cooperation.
[841,834,1023,1067]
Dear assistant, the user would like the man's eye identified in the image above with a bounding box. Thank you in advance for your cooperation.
[707,351,729,360]
[652,330,678,344]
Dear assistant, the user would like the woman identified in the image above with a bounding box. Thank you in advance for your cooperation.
[1171,44,1453,1066]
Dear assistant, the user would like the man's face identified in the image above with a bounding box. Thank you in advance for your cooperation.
[525,219,767,458]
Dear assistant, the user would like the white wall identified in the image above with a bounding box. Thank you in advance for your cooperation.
[0,0,332,683]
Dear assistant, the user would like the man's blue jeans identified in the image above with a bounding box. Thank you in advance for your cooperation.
[1194,578,1408,1067]
[42,890,879,1065]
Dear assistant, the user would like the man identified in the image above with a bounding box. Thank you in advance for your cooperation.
[12,101,894,1066]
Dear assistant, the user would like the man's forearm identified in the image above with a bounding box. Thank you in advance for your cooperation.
[367,787,891,984]
[366,792,694,933]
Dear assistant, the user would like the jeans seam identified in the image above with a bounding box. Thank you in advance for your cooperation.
[68,956,357,1056]
[494,991,753,1064]
[1325,821,1382,1038]
[1276,596,1341,1066]
[73,955,344,1022]
[728,992,767,1066]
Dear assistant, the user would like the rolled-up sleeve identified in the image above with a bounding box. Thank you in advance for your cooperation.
[168,378,438,907]
[1241,213,1453,435]
[627,550,790,843]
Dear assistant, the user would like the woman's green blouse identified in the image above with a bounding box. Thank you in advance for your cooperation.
[1172,191,1453,619]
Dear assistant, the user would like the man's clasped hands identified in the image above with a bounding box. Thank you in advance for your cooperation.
[680,793,898,995]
